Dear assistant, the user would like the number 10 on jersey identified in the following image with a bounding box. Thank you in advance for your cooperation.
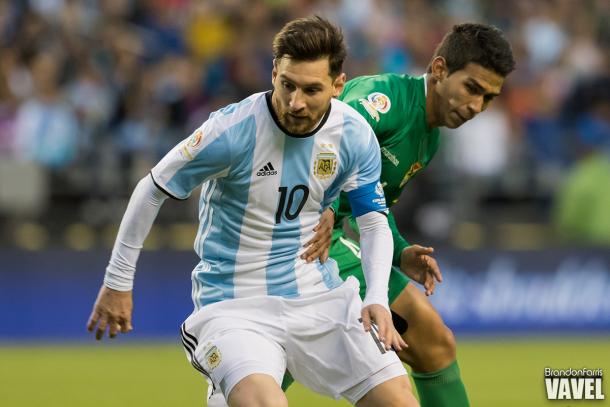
[275,185,310,224]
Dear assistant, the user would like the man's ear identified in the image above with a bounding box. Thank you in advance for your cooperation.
[332,72,347,97]
[430,56,448,83]
[271,59,278,84]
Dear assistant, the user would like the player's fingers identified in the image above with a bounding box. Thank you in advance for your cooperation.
[309,236,331,262]
[411,244,434,255]
[109,321,120,339]
[301,243,316,261]
[424,274,435,296]
[119,316,133,333]
[429,258,443,283]
[360,310,372,332]
[95,316,109,340]
[320,247,329,264]
[304,243,322,263]
[87,309,100,332]
[376,317,393,350]
[394,330,408,350]
[388,328,402,351]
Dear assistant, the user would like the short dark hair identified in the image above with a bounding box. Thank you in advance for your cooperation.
[428,23,515,77]
[272,16,346,78]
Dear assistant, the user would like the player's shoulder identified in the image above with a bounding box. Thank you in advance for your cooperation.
[331,98,375,134]
[205,92,266,129]
[345,73,411,90]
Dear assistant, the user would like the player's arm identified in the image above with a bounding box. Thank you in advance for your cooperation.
[87,175,166,340]
[343,130,406,351]
[88,121,232,340]
[388,211,410,266]
[347,184,406,352]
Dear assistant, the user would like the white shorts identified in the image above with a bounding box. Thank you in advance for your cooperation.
[180,277,406,404]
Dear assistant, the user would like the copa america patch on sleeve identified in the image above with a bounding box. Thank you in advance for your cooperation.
[367,92,391,114]
[544,367,605,400]
[180,129,204,160]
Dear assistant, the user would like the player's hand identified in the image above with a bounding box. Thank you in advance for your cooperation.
[361,304,408,352]
[87,285,133,340]
[400,245,443,296]
[301,208,334,263]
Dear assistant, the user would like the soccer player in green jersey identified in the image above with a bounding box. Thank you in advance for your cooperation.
[301,23,516,407]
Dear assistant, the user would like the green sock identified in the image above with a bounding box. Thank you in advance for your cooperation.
[411,360,470,407]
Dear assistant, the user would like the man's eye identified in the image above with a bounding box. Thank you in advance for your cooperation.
[283,81,295,90]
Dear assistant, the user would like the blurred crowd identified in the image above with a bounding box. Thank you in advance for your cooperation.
[0,0,609,248]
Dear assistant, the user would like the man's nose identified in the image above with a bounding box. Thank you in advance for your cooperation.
[289,90,306,111]
[468,95,485,115]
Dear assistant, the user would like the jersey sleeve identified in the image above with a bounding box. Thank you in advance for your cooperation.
[387,211,410,266]
[339,75,401,139]
[341,127,388,217]
[150,116,232,200]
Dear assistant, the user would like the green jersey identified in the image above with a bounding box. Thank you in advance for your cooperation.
[335,73,441,264]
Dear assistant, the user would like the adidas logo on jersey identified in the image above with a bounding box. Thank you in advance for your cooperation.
[256,162,277,176]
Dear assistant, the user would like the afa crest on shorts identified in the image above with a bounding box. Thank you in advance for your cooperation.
[203,343,222,371]
[314,151,337,179]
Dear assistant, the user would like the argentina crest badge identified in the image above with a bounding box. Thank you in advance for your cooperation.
[202,343,222,371]
[314,151,337,179]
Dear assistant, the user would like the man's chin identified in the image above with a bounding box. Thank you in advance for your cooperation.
[284,120,314,134]
[445,115,465,129]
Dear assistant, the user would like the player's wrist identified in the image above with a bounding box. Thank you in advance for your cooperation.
[104,265,135,291]
[362,291,390,312]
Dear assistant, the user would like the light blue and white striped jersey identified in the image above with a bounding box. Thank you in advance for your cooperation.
[151,92,386,309]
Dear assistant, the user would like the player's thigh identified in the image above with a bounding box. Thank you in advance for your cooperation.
[228,374,288,407]
[390,283,456,369]
[286,277,407,402]
[331,234,410,302]
[355,374,419,407]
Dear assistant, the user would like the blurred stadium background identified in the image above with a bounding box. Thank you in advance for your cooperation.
[0,0,609,405]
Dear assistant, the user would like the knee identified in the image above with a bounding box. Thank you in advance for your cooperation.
[408,322,456,371]
[398,310,457,371]
[436,324,457,360]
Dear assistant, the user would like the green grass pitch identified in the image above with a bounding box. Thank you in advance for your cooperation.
[1,337,607,406]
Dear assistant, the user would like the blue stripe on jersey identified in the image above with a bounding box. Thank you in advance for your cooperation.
[195,116,257,306]
[193,180,216,254]
[347,180,387,217]
[321,114,358,209]
[266,135,316,297]
[317,258,343,289]
[165,134,231,198]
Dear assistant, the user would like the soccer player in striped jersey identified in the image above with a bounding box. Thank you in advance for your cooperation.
[87,16,419,407]
[301,23,516,407]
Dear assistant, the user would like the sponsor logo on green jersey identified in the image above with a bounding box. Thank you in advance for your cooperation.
[381,147,399,166]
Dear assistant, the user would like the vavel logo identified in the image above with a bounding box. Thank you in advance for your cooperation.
[545,368,605,400]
